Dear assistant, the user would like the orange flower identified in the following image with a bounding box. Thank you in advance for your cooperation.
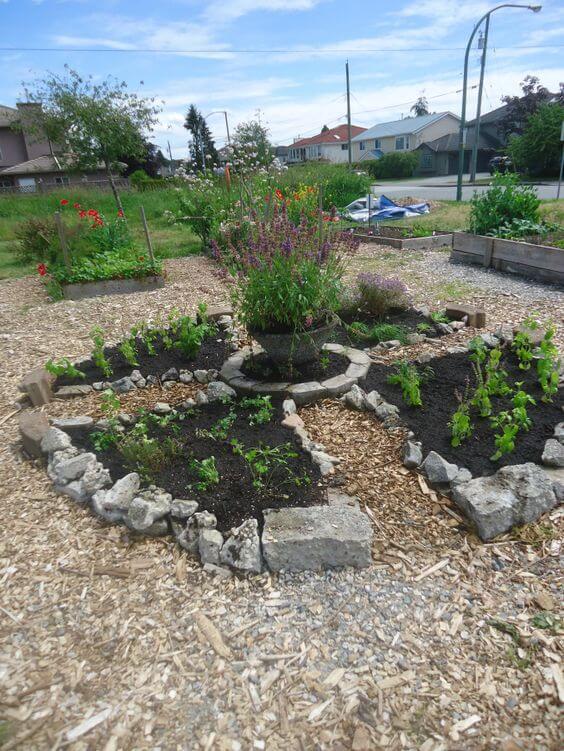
[275,189,283,200]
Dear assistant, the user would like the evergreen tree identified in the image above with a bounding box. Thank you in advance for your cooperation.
[184,104,218,171]
[410,97,429,117]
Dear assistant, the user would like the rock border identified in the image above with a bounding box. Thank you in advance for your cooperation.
[339,333,563,541]
[20,388,373,576]
[220,343,371,405]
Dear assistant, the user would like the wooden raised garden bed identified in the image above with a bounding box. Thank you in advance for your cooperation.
[451,232,564,284]
[352,228,452,251]
[62,274,165,301]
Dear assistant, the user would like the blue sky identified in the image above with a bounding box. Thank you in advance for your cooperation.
[1,0,563,158]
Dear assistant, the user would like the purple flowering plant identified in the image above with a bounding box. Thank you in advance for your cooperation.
[211,204,359,334]
[355,272,411,318]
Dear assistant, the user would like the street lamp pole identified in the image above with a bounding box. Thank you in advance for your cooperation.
[206,110,231,144]
[469,16,490,183]
[456,4,542,201]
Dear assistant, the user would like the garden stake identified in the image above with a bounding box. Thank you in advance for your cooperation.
[318,184,323,252]
[54,211,71,271]
[140,205,156,264]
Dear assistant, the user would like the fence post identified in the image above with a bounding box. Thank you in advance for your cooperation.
[54,211,71,271]
[318,184,324,251]
[139,206,156,264]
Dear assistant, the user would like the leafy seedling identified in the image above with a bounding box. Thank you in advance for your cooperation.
[45,357,85,380]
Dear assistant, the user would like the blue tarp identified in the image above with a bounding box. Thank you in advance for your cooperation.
[371,194,430,220]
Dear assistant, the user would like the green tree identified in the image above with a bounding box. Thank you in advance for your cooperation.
[410,97,429,117]
[499,76,563,139]
[232,118,272,168]
[184,105,218,172]
[21,66,160,214]
[508,103,564,177]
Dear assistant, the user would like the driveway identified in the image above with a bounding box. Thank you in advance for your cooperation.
[371,173,560,201]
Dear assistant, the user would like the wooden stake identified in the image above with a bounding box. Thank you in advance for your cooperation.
[54,211,71,271]
[318,184,324,251]
[139,206,155,264]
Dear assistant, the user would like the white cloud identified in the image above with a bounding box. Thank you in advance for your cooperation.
[203,0,324,22]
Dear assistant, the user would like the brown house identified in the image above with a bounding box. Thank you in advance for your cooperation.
[0,103,107,192]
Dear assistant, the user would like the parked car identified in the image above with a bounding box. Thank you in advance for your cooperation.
[488,156,512,175]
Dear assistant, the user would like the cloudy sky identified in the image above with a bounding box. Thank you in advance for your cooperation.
[1,0,563,158]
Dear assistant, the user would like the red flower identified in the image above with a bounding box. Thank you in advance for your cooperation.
[79,210,87,218]
[73,202,81,209]
[275,189,283,200]
[87,209,98,217]
[117,209,124,217]
[37,263,47,276]
[60,199,69,206]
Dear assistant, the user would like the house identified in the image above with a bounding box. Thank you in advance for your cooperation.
[351,112,460,164]
[416,130,500,176]
[287,125,367,164]
[0,103,107,192]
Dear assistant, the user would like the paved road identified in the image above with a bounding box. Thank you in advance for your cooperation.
[371,173,561,201]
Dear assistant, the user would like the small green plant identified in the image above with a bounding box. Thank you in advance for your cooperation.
[240,396,275,426]
[471,363,492,418]
[537,325,560,401]
[449,399,473,447]
[45,357,85,380]
[119,433,181,481]
[197,410,237,441]
[319,351,330,371]
[490,412,520,461]
[512,329,533,371]
[387,361,432,408]
[189,456,220,491]
[91,429,120,452]
[484,347,511,397]
[100,388,121,418]
[118,335,139,367]
[139,322,158,355]
[429,310,449,324]
[347,321,408,344]
[173,314,214,358]
[511,386,535,430]
[468,336,488,366]
[231,439,308,491]
[416,322,432,334]
[469,172,540,236]
[90,325,113,378]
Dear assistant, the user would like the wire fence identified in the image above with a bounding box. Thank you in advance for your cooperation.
[0,178,132,197]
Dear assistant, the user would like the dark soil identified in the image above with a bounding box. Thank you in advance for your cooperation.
[334,307,445,344]
[73,400,325,532]
[364,349,563,477]
[241,351,350,383]
[56,329,230,387]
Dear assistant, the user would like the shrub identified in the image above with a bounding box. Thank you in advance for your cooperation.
[278,164,371,209]
[356,273,410,318]
[130,169,152,190]
[212,206,358,333]
[365,152,418,180]
[508,103,564,177]
[15,217,58,264]
[468,172,540,236]
[170,170,234,246]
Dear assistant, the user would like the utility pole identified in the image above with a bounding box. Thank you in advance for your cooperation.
[469,17,490,183]
[346,60,352,168]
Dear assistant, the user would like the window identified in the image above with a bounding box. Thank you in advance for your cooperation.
[317,145,321,157]
[395,136,405,150]
[359,141,366,151]
[421,153,434,169]
[374,139,381,149]
[341,143,348,150]
[54,176,70,185]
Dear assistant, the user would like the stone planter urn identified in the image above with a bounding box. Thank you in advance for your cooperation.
[250,317,338,366]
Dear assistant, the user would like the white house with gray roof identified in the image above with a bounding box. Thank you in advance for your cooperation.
[351,112,460,164]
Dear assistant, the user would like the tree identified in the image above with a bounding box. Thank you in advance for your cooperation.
[232,118,272,168]
[321,124,329,132]
[410,97,429,117]
[499,76,563,139]
[120,141,168,178]
[508,103,564,177]
[21,66,160,214]
[184,105,218,172]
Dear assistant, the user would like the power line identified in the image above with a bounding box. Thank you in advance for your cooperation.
[0,44,562,54]
[350,85,479,116]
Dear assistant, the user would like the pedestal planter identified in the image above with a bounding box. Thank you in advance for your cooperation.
[249,317,338,366]
[61,274,165,301]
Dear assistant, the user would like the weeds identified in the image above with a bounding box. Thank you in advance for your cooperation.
[188,456,220,491]
[240,396,275,426]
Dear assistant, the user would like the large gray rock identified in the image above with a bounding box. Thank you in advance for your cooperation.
[52,416,94,432]
[41,427,72,455]
[402,440,423,469]
[220,518,262,573]
[19,411,50,458]
[452,463,558,541]
[55,384,93,399]
[342,384,365,410]
[127,488,172,533]
[554,423,564,444]
[161,367,179,382]
[262,505,372,572]
[56,461,111,503]
[206,381,236,402]
[363,390,382,411]
[198,529,224,565]
[542,439,564,468]
[421,451,459,484]
[176,511,217,553]
[170,499,198,519]
[92,473,140,522]
[50,452,97,484]
[110,377,136,394]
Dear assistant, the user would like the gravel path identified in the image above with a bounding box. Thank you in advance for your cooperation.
[0,254,562,751]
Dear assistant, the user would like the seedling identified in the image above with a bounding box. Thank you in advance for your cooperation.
[240,396,274,426]
[470,363,492,418]
[387,361,432,408]
[189,456,220,491]
[90,325,112,378]
[196,410,237,441]
[231,439,307,491]
[484,347,511,397]
[120,433,181,481]
[429,310,449,324]
[512,329,533,371]
[511,386,535,431]
[119,335,139,368]
[537,325,560,402]
[490,411,519,461]
[449,401,473,447]
[139,322,158,356]
[416,322,432,334]
[174,314,214,358]
[468,337,488,366]
[45,357,85,380]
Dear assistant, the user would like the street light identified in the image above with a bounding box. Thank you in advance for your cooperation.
[205,110,231,144]
[456,4,542,201]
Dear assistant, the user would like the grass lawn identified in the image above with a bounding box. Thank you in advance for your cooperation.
[0,186,201,280]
